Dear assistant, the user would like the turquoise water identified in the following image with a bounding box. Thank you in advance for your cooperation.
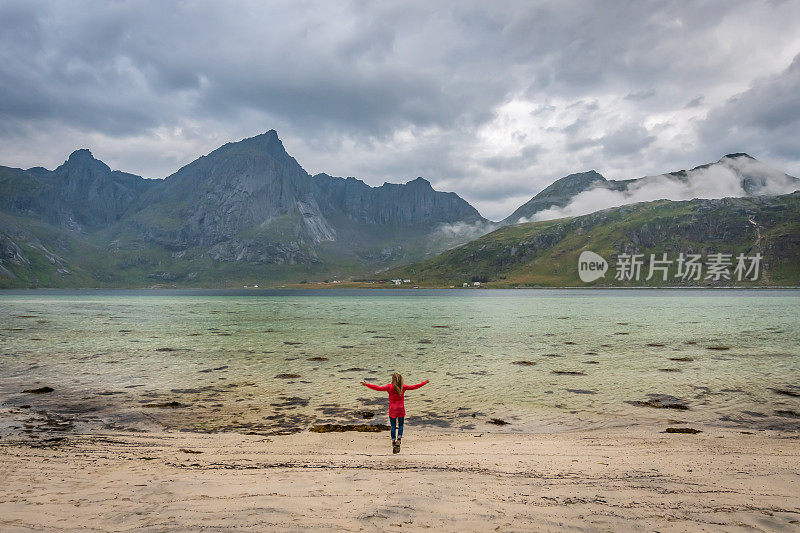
[1,289,798,434]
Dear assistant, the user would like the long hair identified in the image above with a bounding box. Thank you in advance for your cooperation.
[391,372,404,397]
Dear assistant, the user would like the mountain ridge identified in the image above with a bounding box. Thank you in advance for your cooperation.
[504,154,799,224]
[1,130,798,288]
[0,130,489,287]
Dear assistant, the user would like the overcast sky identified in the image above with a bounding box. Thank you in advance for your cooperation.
[1,1,799,220]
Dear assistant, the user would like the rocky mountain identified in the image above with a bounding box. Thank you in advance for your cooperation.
[502,170,606,224]
[114,130,486,266]
[0,130,487,287]
[504,154,799,224]
[312,173,482,227]
[0,149,158,231]
[2,131,798,288]
[389,192,800,287]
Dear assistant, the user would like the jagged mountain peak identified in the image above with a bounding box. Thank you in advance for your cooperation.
[544,170,605,190]
[408,176,432,186]
[67,148,96,161]
[373,176,427,189]
[502,170,607,224]
[722,152,755,160]
[58,149,111,175]
[210,129,287,158]
[162,129,306,191]
[229,129,282,151]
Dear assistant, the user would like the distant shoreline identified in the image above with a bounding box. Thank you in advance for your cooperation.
[1,285,799,294]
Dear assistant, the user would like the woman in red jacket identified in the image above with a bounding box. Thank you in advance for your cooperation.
[360,373,429,454]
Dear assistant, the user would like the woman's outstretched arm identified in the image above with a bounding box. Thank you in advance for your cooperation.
[360,381,391,391]
[404,379,429,390]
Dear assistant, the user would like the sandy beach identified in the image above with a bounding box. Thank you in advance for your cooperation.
[2,426,799,532]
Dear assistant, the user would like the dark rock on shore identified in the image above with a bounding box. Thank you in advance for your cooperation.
[487,418,509,425]
[665,427,701,434]
[628,395,689,410]
[143,401,183,408]
[309,424,389,433]
[275,373,301,379]
[199,365,229,373]
[22,387,54,394]
[512,360,535,366]
[272,397,310,408]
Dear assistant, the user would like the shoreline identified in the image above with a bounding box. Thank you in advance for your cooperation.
[2,426,799,531]
[2,286,799,294]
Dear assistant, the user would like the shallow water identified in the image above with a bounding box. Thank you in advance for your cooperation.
[1,289,798,435]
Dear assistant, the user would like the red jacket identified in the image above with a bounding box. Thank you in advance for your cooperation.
[364,381,427,418]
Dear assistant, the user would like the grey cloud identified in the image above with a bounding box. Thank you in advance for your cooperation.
[565,137,601,152]
[624,89,656,101]
[698,53,800,164]
[529,104,556,116]
[600,123,657,158]
[480,145,541,171]
[0,1,799,220]
[685,95,705,108]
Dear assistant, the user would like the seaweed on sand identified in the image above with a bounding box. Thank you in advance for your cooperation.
[309,424,389,433]
[143,401,184,408]
[22,387,54,394]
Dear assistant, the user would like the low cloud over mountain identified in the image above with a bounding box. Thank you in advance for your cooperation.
[509,154,799,223]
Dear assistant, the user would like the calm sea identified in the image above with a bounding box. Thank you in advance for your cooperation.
[1,289,798,435]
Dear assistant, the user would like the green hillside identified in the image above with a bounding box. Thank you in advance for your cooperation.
[386,193,800,287]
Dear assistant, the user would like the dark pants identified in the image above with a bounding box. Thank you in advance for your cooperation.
[390,416,404,441]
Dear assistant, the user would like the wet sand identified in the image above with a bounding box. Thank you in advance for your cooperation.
[1,427,799,532]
